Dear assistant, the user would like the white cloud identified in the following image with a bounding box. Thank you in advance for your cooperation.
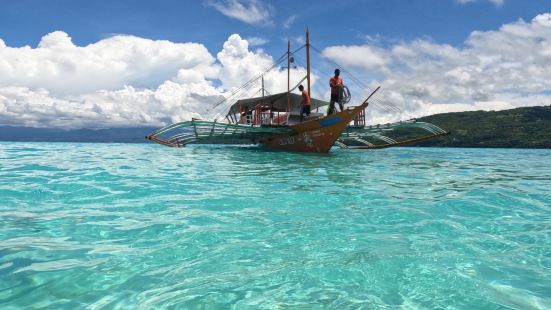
[322,45,390,72]
[245,36,269,46]
[0,31,216,96]
[206,0,273,25]
[216,34,273,89]
[0,83,218,129]
[322,13,551,123]
[216,34,310,99]
[0,32,309,128]
[456,0,504,7]
[283,14,297,29]
[2,13,551,129]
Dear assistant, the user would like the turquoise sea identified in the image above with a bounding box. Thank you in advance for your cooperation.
[0,142,550,309]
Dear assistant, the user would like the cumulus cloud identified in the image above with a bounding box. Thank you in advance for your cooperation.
[216,34,274,89]
[0,32,308,128]
[0,31,216,96]
[206,0,273,25]
[214,34,310,109]
[0,83,221,129]
[322,13,551,123]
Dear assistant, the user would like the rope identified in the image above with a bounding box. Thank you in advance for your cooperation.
[309,44,402,114]
[204,44,310,121]
[204,51,289,116]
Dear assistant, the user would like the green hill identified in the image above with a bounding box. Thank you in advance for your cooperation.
[413,106,551,148]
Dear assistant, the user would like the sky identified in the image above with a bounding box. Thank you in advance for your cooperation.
[0,0,550,128]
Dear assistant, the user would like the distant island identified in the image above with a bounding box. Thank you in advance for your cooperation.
[1,106,550,148]
[414,105,551,148]
[0,126,157,144]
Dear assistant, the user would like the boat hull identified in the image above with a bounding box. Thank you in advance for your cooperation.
[258,108,359,153]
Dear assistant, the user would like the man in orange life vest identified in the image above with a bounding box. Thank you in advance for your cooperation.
[328,68,344,115]
[298,84,310,122]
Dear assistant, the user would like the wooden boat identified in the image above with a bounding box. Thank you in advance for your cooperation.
[147,30,448,153]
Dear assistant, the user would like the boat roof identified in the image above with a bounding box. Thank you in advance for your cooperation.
[228,92,328,115]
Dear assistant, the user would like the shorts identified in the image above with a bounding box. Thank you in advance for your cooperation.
[302,105,311,115]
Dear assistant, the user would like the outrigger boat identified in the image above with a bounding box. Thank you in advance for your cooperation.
[147,30,448,153]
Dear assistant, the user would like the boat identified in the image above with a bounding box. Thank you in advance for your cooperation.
[146,30,448,153]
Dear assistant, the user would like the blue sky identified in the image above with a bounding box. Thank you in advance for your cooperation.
[0,0,547,51]
[0,0,550,128]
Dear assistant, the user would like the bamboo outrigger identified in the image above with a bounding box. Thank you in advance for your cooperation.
[147,30,448,153]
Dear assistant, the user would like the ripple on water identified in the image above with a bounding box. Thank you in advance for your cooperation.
[0,143,550,309]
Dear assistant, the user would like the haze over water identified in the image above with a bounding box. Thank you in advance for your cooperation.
[0,142,550,309]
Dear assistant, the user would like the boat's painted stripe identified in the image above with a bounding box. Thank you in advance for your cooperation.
[319,117,342,127]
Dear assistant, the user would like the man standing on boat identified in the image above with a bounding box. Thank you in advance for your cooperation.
[299,85,311,122]
[328,69,344,115]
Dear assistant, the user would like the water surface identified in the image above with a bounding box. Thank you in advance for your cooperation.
[0,143,550,309]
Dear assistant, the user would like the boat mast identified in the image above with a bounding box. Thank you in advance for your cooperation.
[262,75,265,97]
[287,39,291,118]
[306,27,311,97]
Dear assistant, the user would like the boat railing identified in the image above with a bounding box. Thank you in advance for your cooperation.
[273,113,287,125]
[350,108,366,127]
[246,103,292,126]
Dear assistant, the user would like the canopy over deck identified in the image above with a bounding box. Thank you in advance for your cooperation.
[227,92,328,116]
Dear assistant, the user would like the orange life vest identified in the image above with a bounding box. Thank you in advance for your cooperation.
[329,76,343,95]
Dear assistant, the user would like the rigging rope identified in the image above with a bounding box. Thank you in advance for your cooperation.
[203,42,404,122]
[204,51,288,117]
[309,44,402,114]
[204,45,310,120]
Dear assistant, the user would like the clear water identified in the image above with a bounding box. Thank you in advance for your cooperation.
[0,142,550,309]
